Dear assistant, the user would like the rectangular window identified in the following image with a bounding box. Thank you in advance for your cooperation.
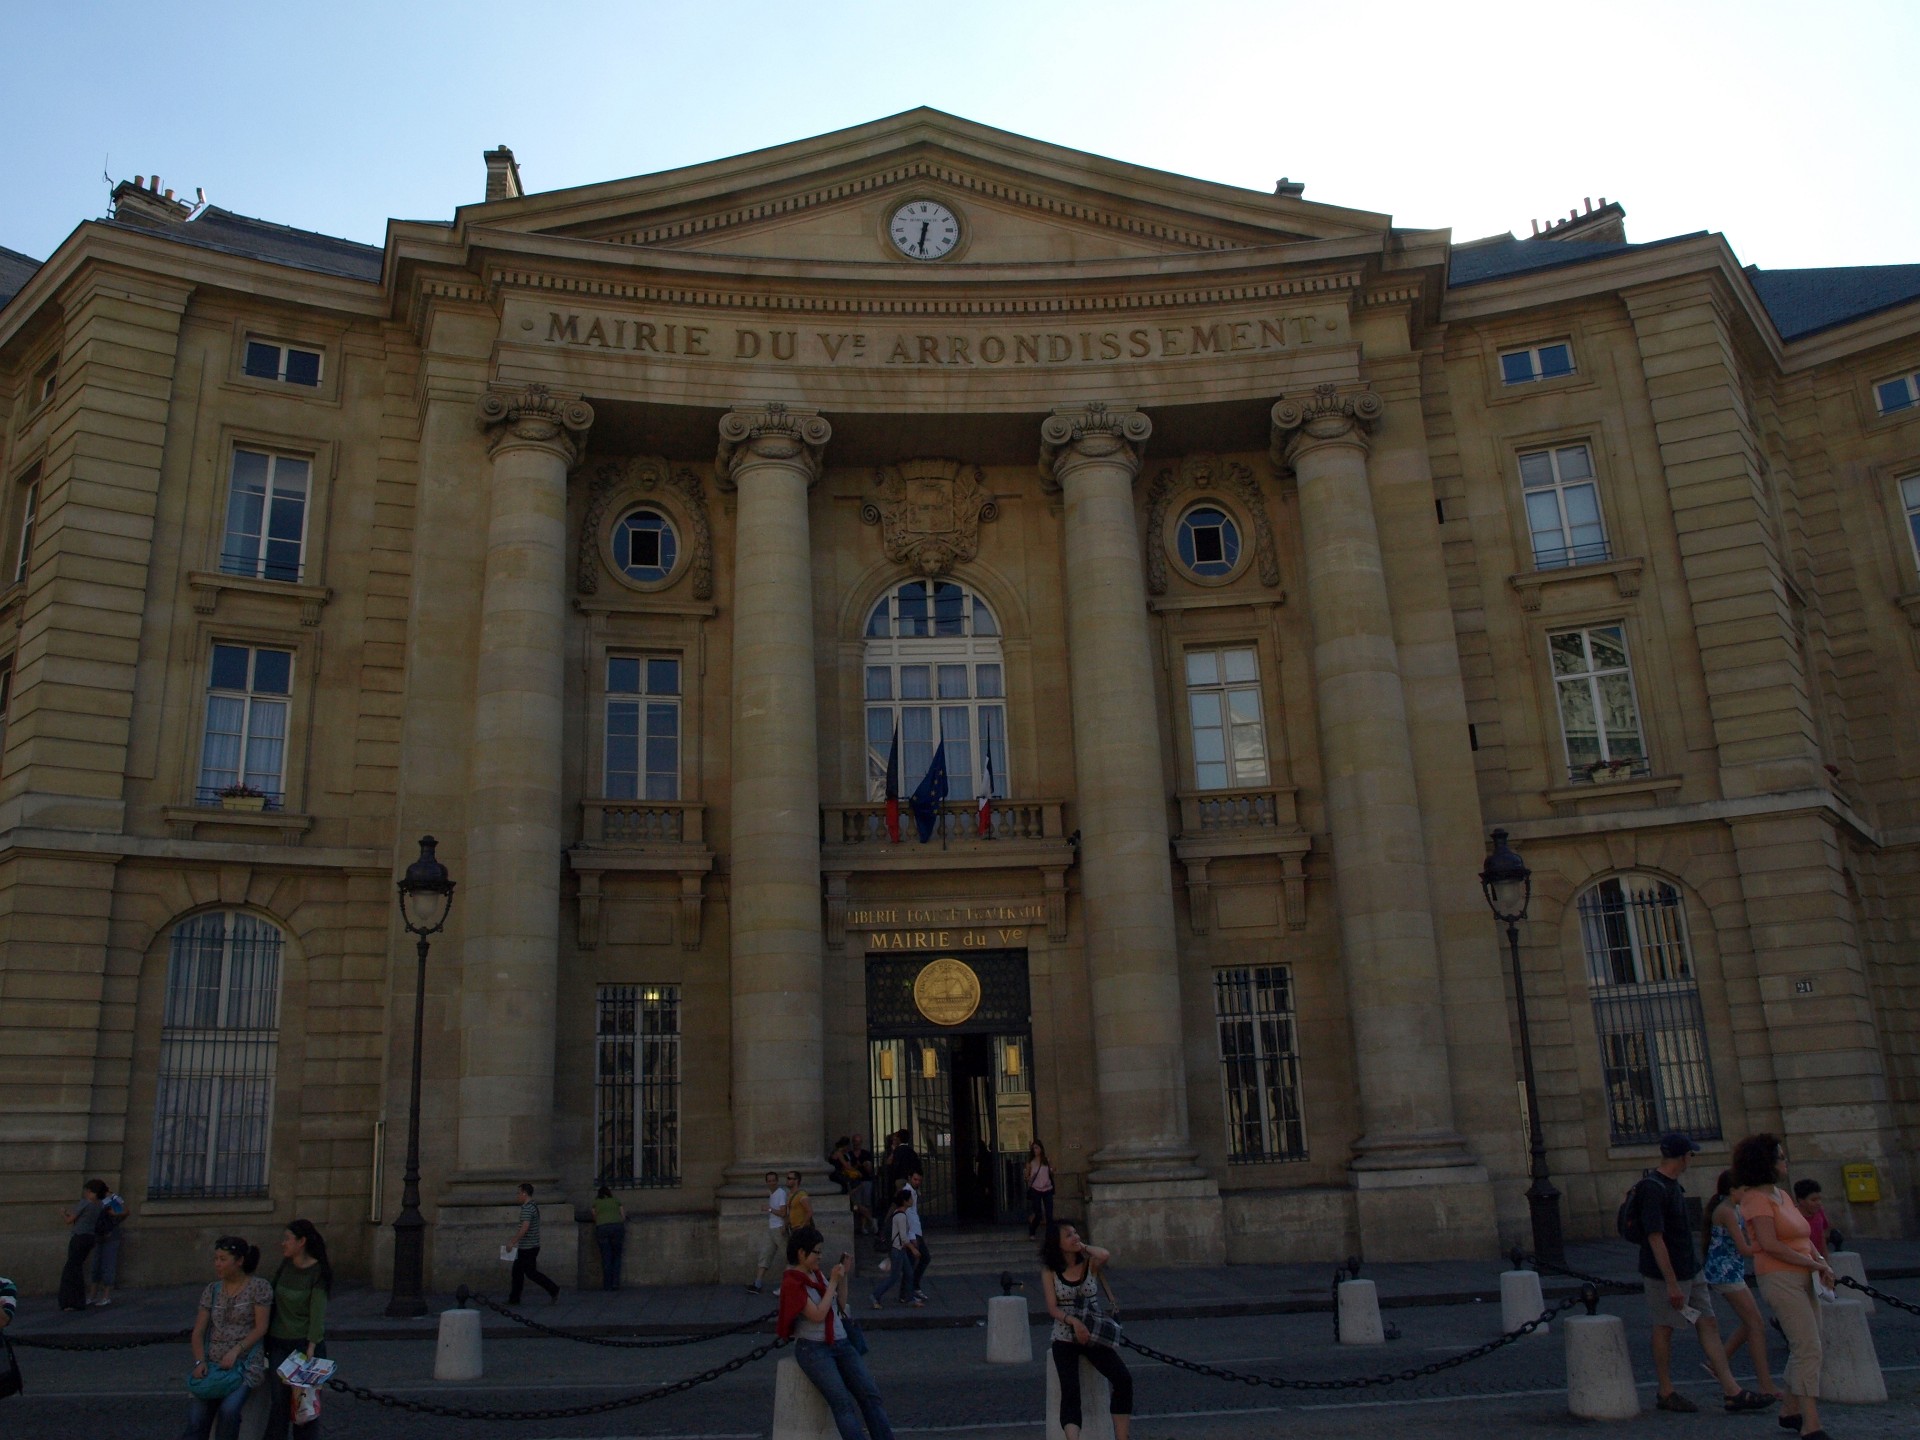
[1875,371,1920,415]
[1213,966,1307,1164]
[13,471,39,586]
[864,664,1007,802]
[1550,625,1648,783]
[0,654,11,761]
[1902,474,1920,572]
[33,359,57,407]
[595,985,681,1187]
[221,449,311,582]
[1520,443,1608,569]
[149,911,283,1198]
[197,644,292,807]
[1500,341,1575,386]
[605,656,680,800]
[1185,647,1269,790]
[242,339,323,387]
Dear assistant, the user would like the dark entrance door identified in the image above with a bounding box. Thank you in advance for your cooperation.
[951,1034,996,1223]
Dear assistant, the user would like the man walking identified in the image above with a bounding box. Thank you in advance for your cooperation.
[507,1182,561,1305]
[904,1168,931,1300]
[749,1170,789,1295]
[1634,1134,1772,1413]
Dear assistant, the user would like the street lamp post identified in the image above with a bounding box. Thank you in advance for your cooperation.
[1478,828,1564,1268]
[387,835,456,1318]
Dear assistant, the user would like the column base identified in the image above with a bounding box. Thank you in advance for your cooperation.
[430,1171,565,1294]
[1351,1163,1498,1261]
[1085,1174,1225,1267]
[716,1178,858,1290]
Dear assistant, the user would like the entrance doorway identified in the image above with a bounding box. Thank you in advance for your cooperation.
[865,948,1033,1227]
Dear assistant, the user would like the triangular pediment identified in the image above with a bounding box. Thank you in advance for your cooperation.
[455,109,1390,268]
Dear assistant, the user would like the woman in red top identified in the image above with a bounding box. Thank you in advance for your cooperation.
[778,1224,895,1440]
[1734,1134,1835,1440]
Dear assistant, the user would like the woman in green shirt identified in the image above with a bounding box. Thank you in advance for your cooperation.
[592,1185,627,1290]
[264,1218,330,1438]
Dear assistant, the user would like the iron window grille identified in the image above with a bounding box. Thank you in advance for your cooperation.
[148,911,284,1199]
[1213,966,1308,1164]
[595,985,681,1187]
[1578,877,1722,1146]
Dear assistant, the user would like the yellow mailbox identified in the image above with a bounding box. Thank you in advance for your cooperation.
[1842,1163,1881,1204]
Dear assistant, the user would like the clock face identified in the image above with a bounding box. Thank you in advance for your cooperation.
[889,200,960,260]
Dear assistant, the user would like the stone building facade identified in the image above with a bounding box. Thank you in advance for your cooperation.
[2,111,1916,1290]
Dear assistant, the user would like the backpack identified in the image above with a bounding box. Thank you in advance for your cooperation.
[95,1195,126,1240]
[1616,1174,1654,1244]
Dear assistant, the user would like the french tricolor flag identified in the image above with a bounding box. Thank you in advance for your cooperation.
[884,722,902,843]
[978,732,995,837]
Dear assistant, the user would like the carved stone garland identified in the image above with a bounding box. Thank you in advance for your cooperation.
[577,454,715,599]
[1144,453,1282,596]
[860,458,999,576]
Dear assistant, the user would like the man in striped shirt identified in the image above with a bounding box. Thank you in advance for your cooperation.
[507,1182,561,1305]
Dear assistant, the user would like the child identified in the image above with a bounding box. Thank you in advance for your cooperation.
[1791,1178,1830,1256]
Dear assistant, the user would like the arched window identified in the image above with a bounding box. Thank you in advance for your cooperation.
[149,911,285,1199]
[863,579,1006,802]
[1577,875,1721,1146]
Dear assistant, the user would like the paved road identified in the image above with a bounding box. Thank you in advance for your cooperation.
[8,1292,1917,1438]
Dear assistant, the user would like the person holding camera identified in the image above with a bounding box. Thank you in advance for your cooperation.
[778,1224,894,1440]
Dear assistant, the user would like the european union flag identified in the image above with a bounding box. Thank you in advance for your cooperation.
[909,740,949,843]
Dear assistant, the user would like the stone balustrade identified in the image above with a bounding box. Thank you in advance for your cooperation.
[580,798,707,846]
[823,798,1066,845]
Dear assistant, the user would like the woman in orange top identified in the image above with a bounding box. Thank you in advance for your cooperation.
[1733,1133,1835,1440]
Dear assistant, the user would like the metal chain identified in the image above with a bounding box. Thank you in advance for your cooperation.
[466,1292,776,1348]
[10,1326,192,1352]
[1119,1293,1584,1392]
[1519,1253,1640,1295]
[1837,1274,1920,1318]
[322,1335,786,1421]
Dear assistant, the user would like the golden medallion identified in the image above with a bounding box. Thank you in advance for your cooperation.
[913,957,982,1026]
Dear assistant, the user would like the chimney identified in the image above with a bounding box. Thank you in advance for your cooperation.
[484,146,523,202]
[111,172,194,226]
[1273,176,1305,199]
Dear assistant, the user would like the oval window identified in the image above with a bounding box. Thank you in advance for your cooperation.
[613,508,678,584]
[1176,505,1241,579]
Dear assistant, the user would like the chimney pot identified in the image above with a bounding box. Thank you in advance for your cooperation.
[1598,196,1607,208]
[1531,218,1540,235]
[164,189,174,201]
[135,175,145,188]
[1569,209,1577,221]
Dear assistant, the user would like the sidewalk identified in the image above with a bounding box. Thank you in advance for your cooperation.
[10,1239,1917,1344]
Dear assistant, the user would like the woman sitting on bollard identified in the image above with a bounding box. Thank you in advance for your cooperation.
[180,1236,270,1440]
[1041,1219,1133,1440]
[779,1224,896,1440]
[1702,1170,1779,1398]
[1734,1134,1835,1440]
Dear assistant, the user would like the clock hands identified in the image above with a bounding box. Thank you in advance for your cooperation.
[917,220,930,254]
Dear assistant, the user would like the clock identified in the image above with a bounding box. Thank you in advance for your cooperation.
[888,199,960,260]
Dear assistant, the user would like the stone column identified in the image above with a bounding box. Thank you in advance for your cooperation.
[713,404,838,1258]
[459,383,593,1183]
[1271,384,1493,1257]
[1039,402,1222,1265]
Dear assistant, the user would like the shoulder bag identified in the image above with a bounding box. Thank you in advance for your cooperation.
[186,1342,262,1400]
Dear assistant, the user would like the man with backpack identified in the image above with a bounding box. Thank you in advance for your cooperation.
[1623,1133,1773,1414]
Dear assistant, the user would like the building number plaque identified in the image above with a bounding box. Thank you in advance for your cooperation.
[913,957,983,1026]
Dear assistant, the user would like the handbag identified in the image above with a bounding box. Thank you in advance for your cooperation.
[1084,1313,1123,1349]
[0,1335,22,1400]
[186,1343,261,1400]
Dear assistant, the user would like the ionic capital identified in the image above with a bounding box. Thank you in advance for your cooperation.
[1269,384,1382,471]
[1037,402,1152,493]
[715,402,832,491]
[478,382,595,467]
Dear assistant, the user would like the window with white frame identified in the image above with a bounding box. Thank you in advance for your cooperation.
[1175,504,1242,579]
[198,644,292,807]
[1901,474,1920,572]
[595,984,680,1187]
[864,580,1007,804]
[1213,966,1308,1163]
[33,359,57,408]
[1875,370,1920,416]
[12,469,39,586]
[1550,624,1648,782]
[149,910,284,1198]
[243,339,322,387]
[1185,646,1269,790]
[605,656,680,800]
[1501,341,1575,386]
[220,449,311,582]
[1520,443,1608,569]
[1577,875,1722,1146]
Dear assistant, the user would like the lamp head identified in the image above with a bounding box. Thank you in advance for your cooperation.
[1479,828,1531,924]
[397,834,456,936]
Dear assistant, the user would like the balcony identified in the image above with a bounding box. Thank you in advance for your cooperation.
[581,798,706,846]
[570,799,713,952]
[1170,785,1311,936]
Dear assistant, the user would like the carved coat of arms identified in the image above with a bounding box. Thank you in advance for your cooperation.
[862,459,998,576]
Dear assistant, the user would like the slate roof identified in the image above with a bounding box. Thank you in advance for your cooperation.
[1742,264,1920,342]
[0,244,40,310]
[107,206,383,283]
[1447,233,1704,288]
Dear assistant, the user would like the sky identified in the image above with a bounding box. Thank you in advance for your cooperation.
[5,1,1917,274]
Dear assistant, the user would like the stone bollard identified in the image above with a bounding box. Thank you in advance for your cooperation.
[1044,1353,1115,1440]
[986,1294,1033,1364]
[1499,1269,1550,1336]
[1565,1312,1638,1420]
[1828,1252,1873,1316]
[1337,1278,1384,1345]
[435,1305,484,1381]
[1817,1297,1886,1404]
[771,1355,838,1440]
